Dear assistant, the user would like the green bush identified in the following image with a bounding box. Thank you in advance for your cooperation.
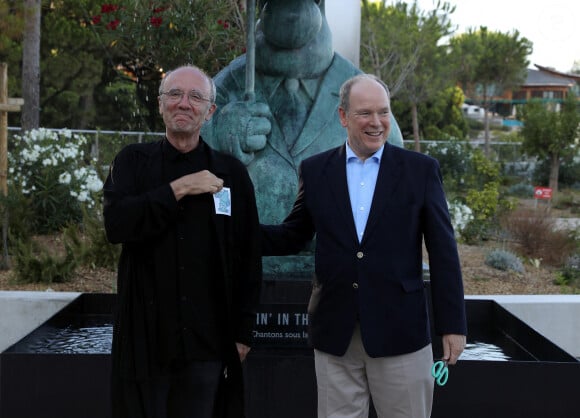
[467,118,484,131]
[11,235,78,284]
[8,128,104,234]
[423,138,473,195]
[458,149,517,243]
[484,249,525,273]
[506,182,535,198]
[553,191,580,213]
[532,156,580,189]
[8,207,119,285]
[64,204,120,271]
[462,181,515,243]
[554,254,580,288]
[500,208,577,265]
[0,190,35,244]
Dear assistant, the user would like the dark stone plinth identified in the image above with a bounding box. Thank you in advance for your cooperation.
[0,294,113,418]
[1,290,579,418]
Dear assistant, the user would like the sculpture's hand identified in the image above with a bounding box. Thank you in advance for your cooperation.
[211,101,272,165]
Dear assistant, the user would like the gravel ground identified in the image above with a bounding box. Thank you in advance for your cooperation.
[0,242,569,295]
[457,243,566,295]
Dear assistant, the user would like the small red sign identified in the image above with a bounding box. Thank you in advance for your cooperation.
[533,186,552,200]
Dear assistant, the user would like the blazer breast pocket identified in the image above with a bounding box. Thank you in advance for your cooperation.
[384,202,421,220]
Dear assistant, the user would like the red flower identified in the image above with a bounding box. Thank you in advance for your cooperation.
[106,19,120,30]
[91,15,102,25]
[101,4,119,14]
[150,16,163,27]
[223,21,230,29]
[217,19,223,25]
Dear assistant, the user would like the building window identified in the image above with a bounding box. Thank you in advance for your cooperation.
[535,91,564,99]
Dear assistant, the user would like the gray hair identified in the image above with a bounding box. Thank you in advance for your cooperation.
[339,74,390,113]
[159,65,216,104]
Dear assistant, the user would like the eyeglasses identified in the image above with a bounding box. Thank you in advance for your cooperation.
[160,89,212,106]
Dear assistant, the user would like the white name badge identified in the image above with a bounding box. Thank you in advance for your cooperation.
[213,187,232,216]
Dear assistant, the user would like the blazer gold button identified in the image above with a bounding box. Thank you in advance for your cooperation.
[356,251,364,259]
[353,283,359,289]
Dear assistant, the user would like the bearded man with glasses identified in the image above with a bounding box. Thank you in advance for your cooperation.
[103,65,262,418]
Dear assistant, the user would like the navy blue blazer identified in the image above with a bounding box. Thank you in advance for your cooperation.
[262,142,467,357]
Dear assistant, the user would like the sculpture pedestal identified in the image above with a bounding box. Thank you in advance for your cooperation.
[2,292,579,418]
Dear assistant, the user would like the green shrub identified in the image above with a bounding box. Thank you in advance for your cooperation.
[500,208,577,265]
[553,191,580,213]
[465,149,502,188]
[8,128,103,234]
[506,182,535,198]
[554,254,580,287]
[466,182,500,221]
[460,221,489,245]
[462,181,510,243]
[423,138,473,194]
[458,148,517,244]
[532,156,580,190]
[11,235,78,284]
[9,201,119,284]
[467,118,484,131]
[64,204,120,271]
[0,190,35,244]
[484,249,525,273]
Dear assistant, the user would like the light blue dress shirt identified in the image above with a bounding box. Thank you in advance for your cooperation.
[346,143,384,243]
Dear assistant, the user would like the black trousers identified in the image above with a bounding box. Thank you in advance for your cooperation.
[121,360,223,418]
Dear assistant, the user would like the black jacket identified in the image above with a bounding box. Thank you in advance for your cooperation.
[263,143,466,357]
[103,138,261,418]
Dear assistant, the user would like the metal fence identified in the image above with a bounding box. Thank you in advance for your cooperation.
[8,126,528,170]
[7,127,165,166]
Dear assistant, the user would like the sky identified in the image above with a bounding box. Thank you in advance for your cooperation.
[413,0,580,73]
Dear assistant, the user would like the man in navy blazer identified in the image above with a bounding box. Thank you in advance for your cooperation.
[262,74,467,418]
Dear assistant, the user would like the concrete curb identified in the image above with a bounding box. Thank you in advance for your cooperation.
[0,291,80,352]
[466,294,580,358]
[1,291,579,358]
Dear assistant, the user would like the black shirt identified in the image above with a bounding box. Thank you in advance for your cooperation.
[162,140,226,366]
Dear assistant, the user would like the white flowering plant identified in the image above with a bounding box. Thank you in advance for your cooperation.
[8,128,104,234]
[447,200,474,239]
[424,139,473,195]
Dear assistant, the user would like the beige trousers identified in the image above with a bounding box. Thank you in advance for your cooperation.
[314,325,434,418]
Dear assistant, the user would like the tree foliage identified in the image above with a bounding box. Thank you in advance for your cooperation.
[0,1,24,98]
[396,1,457,149]
[421,86,469,140]
[361,0,423,95]
[4,0,246,131]
[519,94,580,192]
[360,0,460,147]
[38,1,105,129]
[393,85,468,140]
[449,27,532,154]
[87,0,246,130]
